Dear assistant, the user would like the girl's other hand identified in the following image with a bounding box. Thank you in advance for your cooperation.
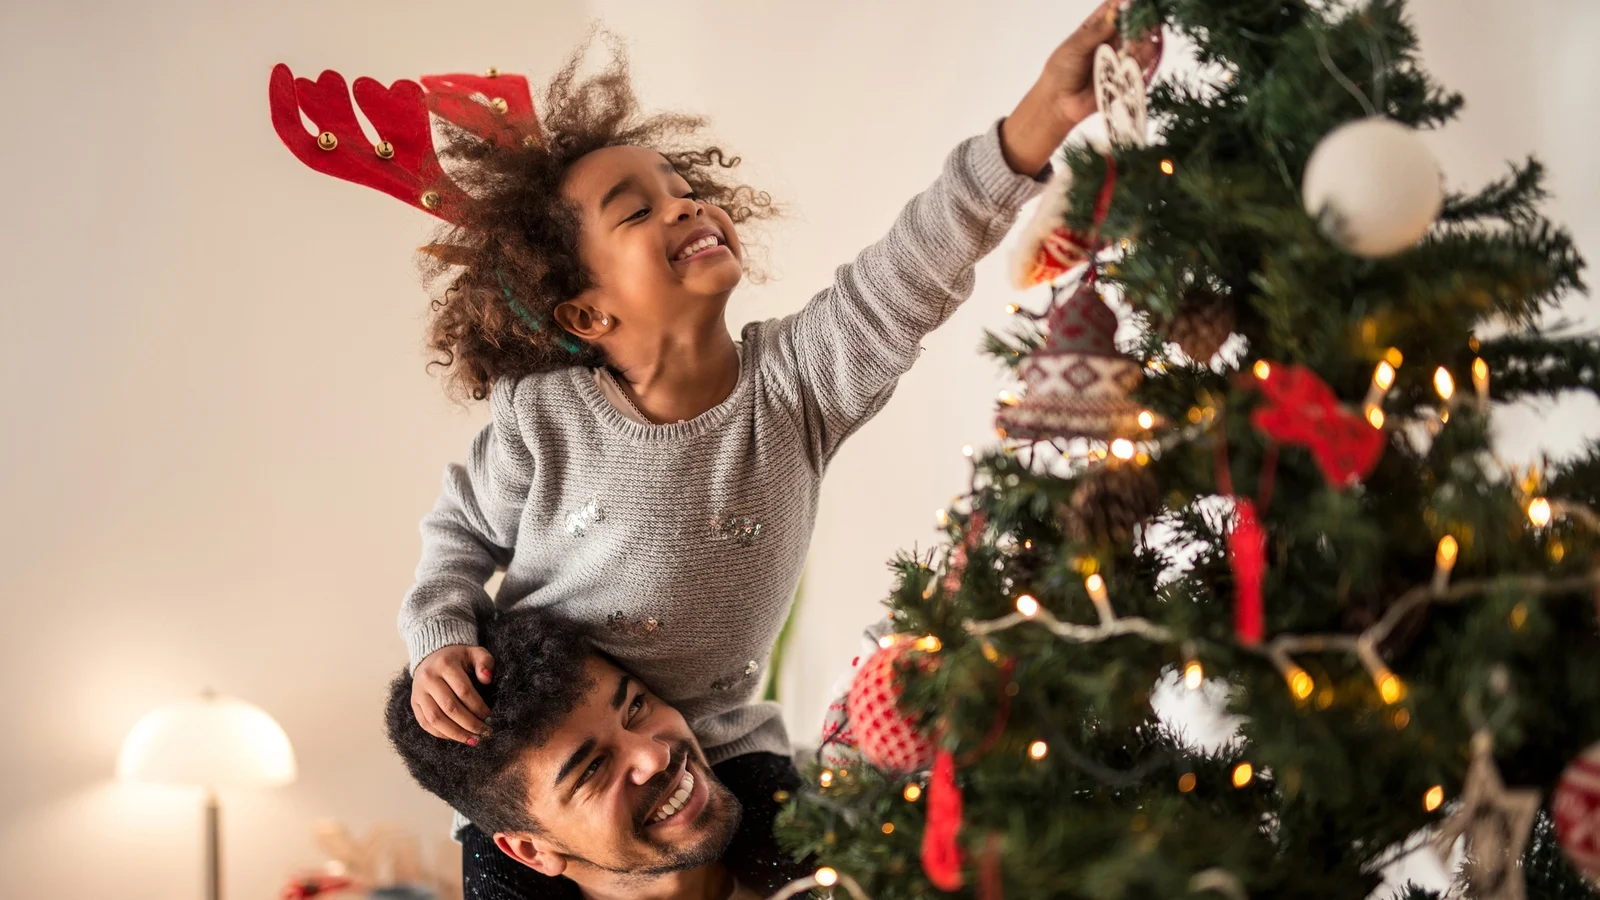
[412,644,496,744]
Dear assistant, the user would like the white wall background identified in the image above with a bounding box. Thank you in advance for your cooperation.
[1,1,1594,898]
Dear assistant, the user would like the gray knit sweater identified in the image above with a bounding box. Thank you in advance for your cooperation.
[401,122,1045,765]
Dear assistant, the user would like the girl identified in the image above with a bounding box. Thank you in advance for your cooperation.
[277,2,1146,895]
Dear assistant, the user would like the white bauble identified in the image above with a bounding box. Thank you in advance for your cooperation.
[1301,117,1443,258]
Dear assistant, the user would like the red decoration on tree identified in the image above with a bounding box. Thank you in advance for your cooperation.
[1554,741,1600,885]
[922,749,966,892]
[1250,363,1385,488]
[1229,498,1267,646]
[279,874,357,900]
[847,639,936,774]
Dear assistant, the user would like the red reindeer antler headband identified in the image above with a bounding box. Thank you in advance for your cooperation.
[269,64,538,222]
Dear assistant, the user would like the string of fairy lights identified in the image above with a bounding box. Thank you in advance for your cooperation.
[765,341,1600,898]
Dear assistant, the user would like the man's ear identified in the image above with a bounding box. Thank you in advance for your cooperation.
[553,300,613,341]
[494,831,568,878]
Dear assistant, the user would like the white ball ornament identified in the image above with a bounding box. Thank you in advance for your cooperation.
[1301,117,1443,258]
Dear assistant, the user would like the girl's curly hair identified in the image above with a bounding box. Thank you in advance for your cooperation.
[421,40,776,401]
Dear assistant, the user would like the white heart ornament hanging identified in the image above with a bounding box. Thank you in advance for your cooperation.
[1093,43,1147,148]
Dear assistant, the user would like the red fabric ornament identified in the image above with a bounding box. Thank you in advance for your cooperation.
[1228,498,1267,646]
[1554,741,1600,885]
[269,64,538,222]
[996,282,1147,441]
[977,832,1005,900]
[921,749,965,892]
[846,639,936,774]
[1250,363,1384,488]
[279,874,357,900]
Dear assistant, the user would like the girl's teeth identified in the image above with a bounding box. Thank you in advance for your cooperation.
[675,237,718,260]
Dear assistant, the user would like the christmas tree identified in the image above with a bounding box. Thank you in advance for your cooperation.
[777,2,1600,898]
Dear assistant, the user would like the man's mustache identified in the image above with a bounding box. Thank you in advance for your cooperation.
[632,741,694,832]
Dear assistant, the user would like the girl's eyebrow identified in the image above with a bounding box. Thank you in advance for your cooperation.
[598,162,681,211]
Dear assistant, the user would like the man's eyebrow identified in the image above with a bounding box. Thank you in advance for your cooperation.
[610,674,632,711]
[554,737,598,788]
[598,177,638,211]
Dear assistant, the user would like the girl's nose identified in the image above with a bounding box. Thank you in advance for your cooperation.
[667,195,703,222]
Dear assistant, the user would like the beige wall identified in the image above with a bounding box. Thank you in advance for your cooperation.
[1,1,1594,898]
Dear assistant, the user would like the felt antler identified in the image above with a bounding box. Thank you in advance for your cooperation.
[269,63,465,220]
[420,71,538,147]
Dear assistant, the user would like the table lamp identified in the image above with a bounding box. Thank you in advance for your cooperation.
[117,690,297,900]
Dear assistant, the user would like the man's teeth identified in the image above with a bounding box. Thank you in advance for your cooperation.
[673,236,720,261]
[651,771,696,823]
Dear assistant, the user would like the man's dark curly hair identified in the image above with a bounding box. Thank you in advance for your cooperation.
[385,610,595,835]
[421,38,777,401]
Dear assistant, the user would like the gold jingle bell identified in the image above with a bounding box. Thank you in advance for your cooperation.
[316,131,338,151]
[485,66,499,78]
[490,97,509,114]
[374,140,394,160]
[420,190,441,211]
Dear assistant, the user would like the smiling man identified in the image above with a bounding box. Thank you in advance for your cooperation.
[385,611,805,900]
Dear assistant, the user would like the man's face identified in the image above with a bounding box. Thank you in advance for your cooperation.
[502,657,741,878]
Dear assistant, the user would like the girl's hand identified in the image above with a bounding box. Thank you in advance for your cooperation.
[1000,0,1161,175]
[412,644,496,744]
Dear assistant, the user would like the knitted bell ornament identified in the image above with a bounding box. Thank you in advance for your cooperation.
[846,637,937,774]
[997,282,1146,442]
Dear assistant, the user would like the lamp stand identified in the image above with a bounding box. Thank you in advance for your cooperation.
[204,788,221,900]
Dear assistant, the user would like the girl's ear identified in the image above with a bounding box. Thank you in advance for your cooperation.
[553,301,614,340]
[494,831,568,878]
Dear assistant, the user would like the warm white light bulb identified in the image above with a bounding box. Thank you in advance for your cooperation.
[1434,367,1455,401]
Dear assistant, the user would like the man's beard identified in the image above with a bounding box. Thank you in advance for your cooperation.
[563,741,743,877]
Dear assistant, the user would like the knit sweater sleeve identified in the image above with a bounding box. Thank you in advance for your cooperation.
[764,121,1046,463]
[398,377,534,671]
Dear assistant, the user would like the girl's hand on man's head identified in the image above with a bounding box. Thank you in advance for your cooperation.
[412,644,496,744]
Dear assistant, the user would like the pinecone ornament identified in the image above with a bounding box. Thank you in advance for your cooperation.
[1061,462,1162,544]
[1167,288,1236,362]
[997,282,1145,441]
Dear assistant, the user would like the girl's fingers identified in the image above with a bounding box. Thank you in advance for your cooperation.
[428,682,489,739]
[441,664,494,724]
[414,693,479,744]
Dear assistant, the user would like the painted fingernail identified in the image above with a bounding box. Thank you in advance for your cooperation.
[481,728,494,738]
[467,737,479,747]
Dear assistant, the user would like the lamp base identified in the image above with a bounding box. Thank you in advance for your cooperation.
[205,789,221,900]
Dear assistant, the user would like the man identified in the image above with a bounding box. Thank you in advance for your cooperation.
[385,610,808,900]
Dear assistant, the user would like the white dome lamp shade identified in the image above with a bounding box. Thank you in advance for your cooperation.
[118,691,297,900]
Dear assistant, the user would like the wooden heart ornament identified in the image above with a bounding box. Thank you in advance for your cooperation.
[1093,44,1148,148]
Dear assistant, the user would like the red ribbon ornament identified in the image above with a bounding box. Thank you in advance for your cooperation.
[922,749,966,891]
[1228,499,1267,646]
[1250,363,1385,489]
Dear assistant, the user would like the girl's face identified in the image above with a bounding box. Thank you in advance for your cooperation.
[560,145,744,343]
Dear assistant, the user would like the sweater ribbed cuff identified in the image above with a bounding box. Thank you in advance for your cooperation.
[703,716,793,766]
[404,616,482,673]
[969,118,1052,212]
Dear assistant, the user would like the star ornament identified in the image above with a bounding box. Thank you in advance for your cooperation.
[1250,363,1386,488]
[1431,734,1543,900]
